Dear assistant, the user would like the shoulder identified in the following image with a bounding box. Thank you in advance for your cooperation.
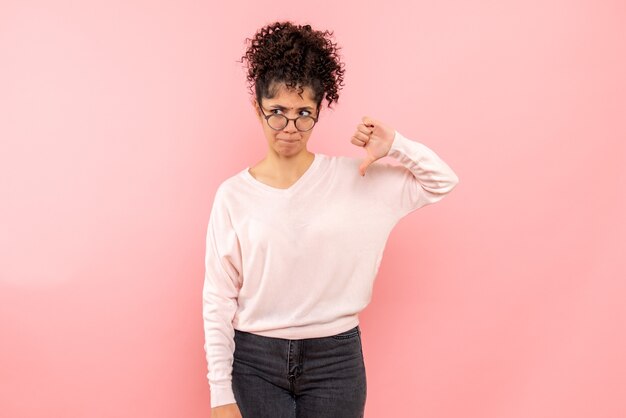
[217,172,243,193]
[210,168,247,207]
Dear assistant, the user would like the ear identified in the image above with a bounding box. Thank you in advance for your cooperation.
[251,99,261,119]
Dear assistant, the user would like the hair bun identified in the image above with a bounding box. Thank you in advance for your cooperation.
[239,21,346,111]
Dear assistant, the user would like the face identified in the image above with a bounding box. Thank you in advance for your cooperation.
[252,82,320,158]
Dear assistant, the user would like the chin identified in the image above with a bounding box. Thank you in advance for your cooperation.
[274,144,304,155]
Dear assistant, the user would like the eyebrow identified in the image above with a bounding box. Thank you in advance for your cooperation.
[267,104,315,111]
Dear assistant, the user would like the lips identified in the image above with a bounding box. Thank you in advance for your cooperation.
[278,139,298,142]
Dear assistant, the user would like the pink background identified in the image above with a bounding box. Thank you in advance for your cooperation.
[1,1,625,417]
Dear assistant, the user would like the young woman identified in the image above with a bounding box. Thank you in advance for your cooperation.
[203,21,459,418]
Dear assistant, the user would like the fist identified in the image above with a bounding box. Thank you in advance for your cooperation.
[350,116,395,176]
[211,402,242,418]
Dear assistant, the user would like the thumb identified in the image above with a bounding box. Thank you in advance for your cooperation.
[359,154,376,177]
[362,115,377,128]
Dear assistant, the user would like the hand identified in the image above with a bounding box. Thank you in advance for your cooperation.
[211,402,242,418]
[350,116,395,176]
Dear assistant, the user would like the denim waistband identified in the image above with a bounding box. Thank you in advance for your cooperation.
[234,324,360,342]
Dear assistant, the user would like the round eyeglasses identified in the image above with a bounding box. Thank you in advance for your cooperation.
[258,104,319,132]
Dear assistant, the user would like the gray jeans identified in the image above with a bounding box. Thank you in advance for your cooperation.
[232,325,367,418]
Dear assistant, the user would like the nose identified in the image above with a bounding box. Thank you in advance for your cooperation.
[283,118,298,133]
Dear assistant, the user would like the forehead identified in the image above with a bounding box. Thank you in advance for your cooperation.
[264,83,317,107]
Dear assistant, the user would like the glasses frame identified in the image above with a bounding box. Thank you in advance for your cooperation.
[257,102,320,132]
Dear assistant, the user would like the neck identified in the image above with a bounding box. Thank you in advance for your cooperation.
[265,150,314,175]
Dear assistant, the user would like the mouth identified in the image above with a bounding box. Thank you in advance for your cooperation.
[278,139,299,143]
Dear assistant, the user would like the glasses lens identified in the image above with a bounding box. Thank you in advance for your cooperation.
[267,114,316,131]
[268,115,287,130]
[295,116,315,131]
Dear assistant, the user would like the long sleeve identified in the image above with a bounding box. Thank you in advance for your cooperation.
[365,129,460,219]
[202,187,242,408]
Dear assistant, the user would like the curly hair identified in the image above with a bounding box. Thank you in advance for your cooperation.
[238,21,346,112]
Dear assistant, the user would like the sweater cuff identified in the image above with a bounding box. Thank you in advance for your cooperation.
[387,130,412,158]
[210,384,237,408]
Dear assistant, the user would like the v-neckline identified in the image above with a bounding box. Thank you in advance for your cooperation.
[242,153,321,194]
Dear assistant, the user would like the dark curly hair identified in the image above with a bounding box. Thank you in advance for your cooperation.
[238,21,346,113]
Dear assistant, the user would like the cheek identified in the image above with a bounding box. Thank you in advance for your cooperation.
[263,126,277,137]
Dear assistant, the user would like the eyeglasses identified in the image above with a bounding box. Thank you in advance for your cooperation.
[258,104,319,132]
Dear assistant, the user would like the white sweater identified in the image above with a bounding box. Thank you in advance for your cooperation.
[202,130,460,407]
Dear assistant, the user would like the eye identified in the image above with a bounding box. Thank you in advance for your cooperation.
[270,109,312,116]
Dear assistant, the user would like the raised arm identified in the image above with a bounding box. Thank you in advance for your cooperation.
[351,116,460,218]
[383,129,460,217]
[356,127,460,219]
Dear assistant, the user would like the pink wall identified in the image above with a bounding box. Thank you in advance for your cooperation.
[1,1,624,417]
